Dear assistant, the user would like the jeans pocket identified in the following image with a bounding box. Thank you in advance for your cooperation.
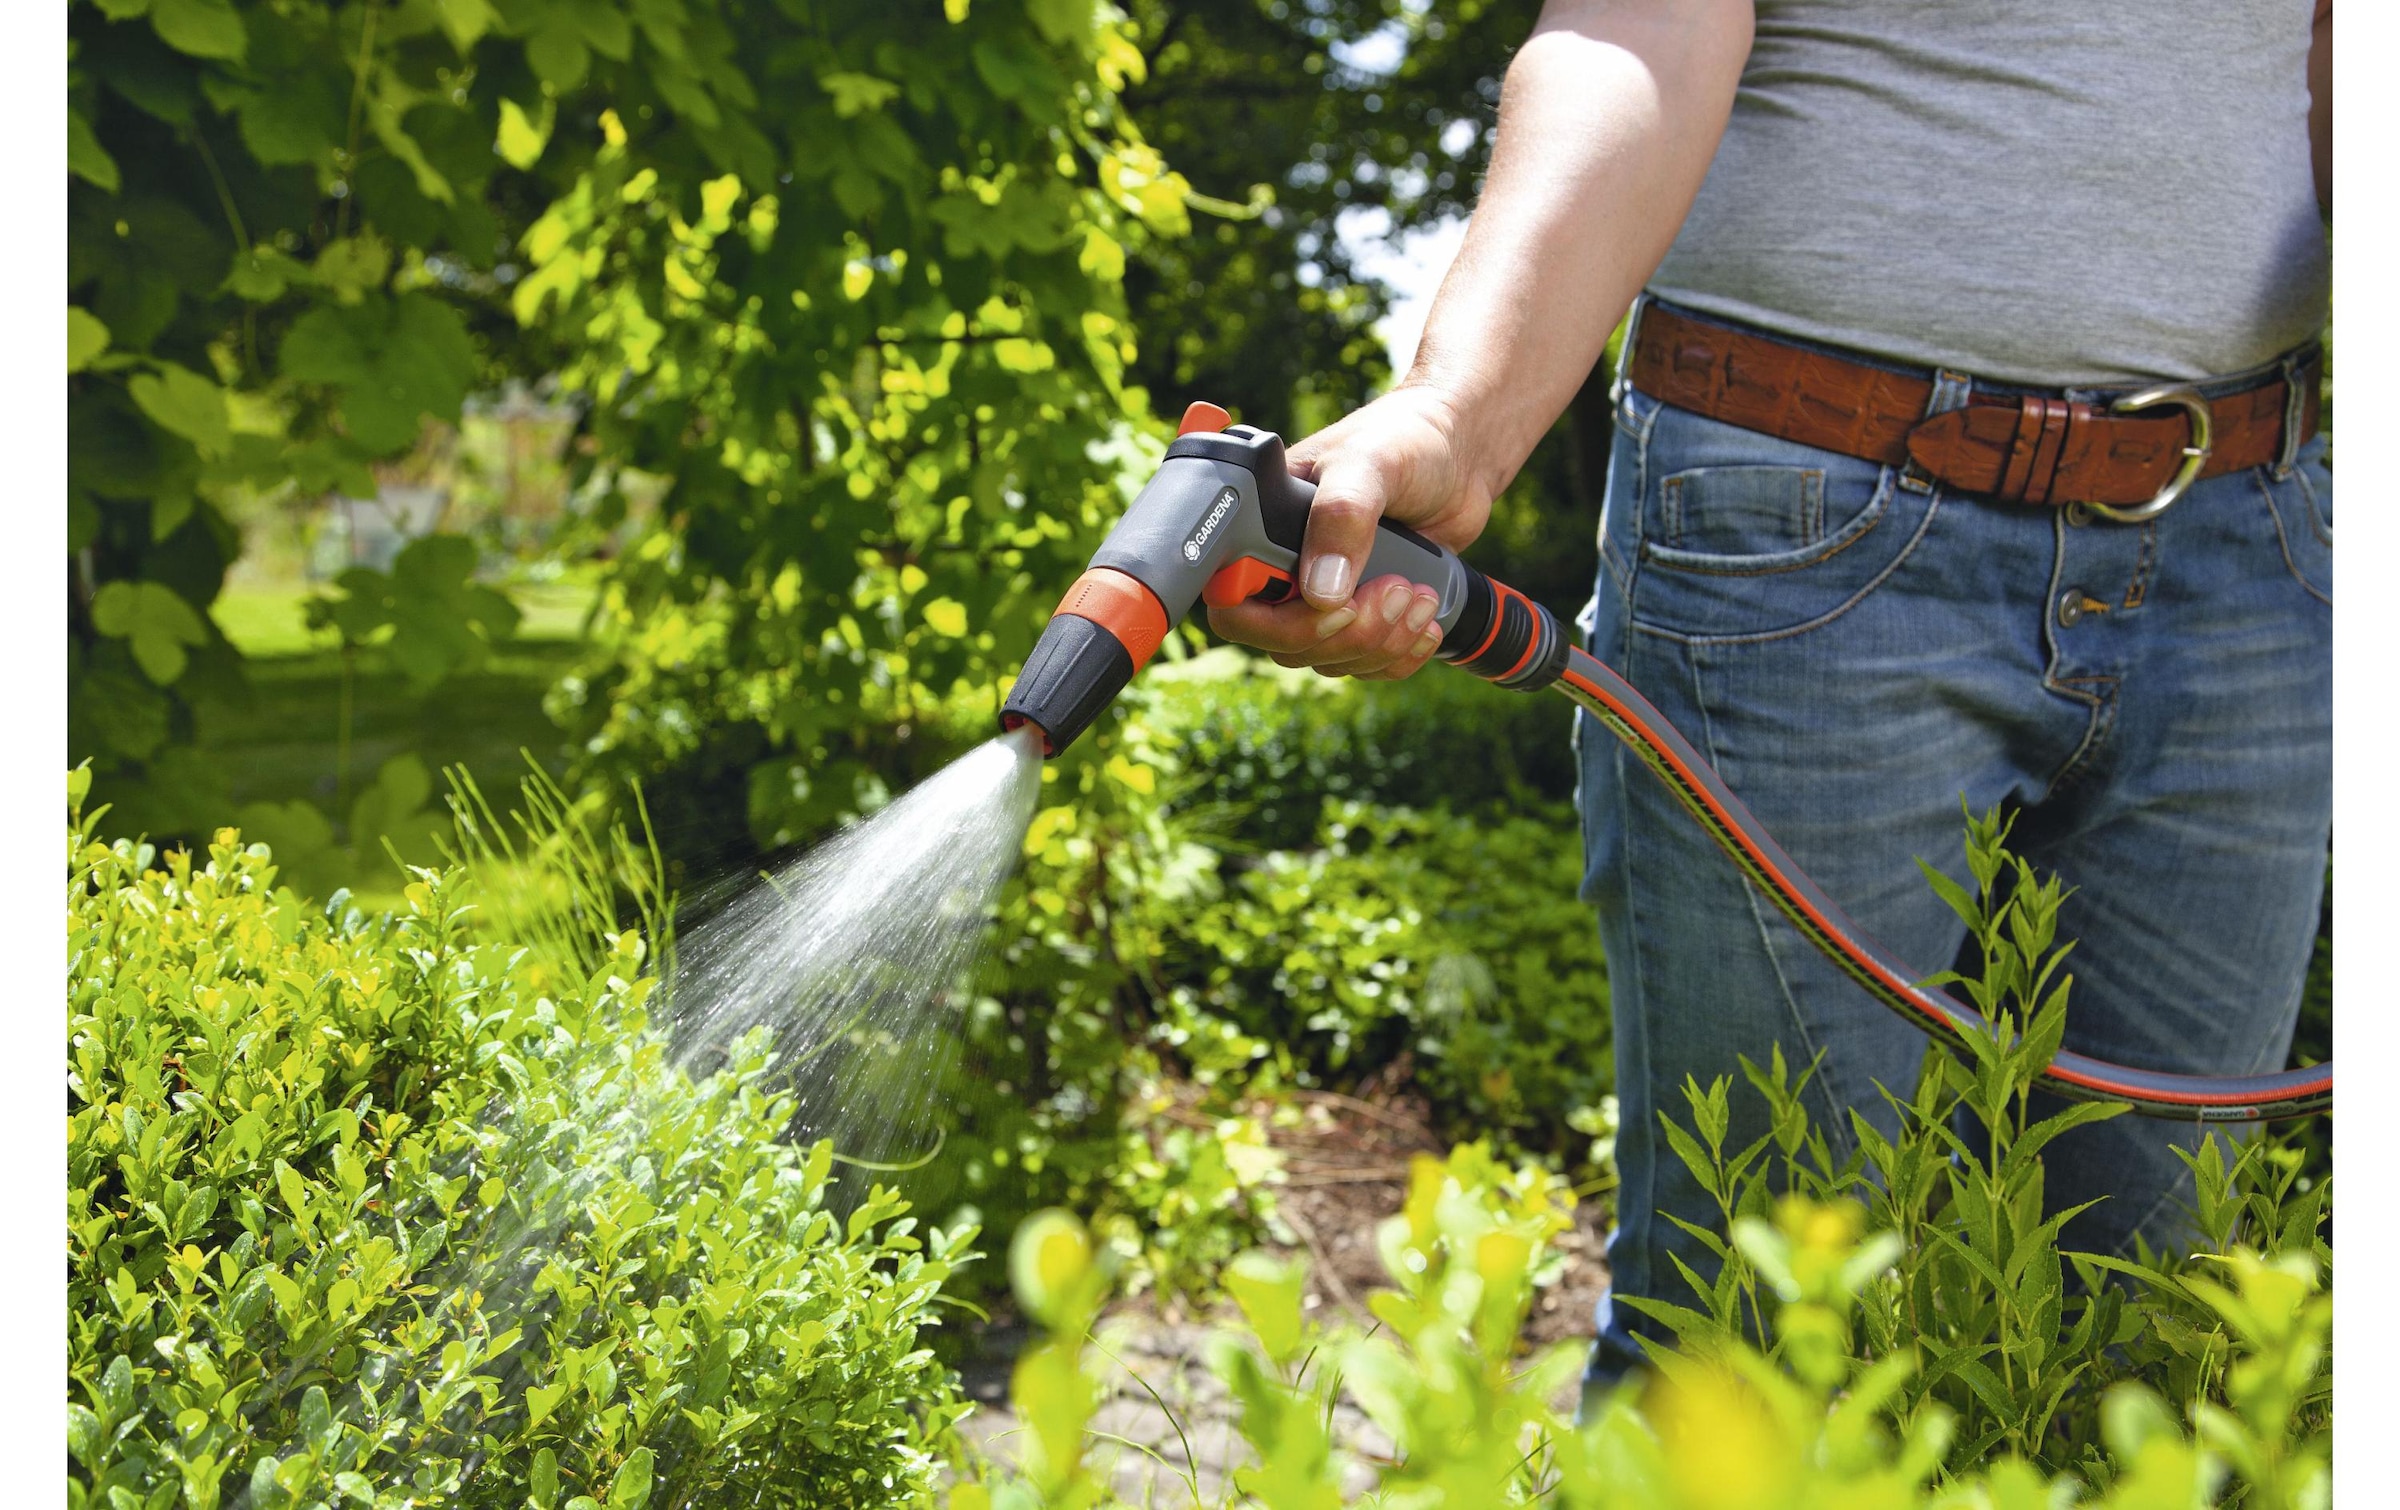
[1626,399,1936,644]
[1646,465,1884,576]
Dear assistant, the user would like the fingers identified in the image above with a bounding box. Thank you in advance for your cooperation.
[1207,594,1360,658]
[1208,575,1446,680]
[1294,449,1390,611]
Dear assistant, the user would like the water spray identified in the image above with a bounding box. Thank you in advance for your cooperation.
[1001,402,2331,1122]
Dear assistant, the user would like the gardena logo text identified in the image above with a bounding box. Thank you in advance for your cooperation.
[1182,487,1241,562]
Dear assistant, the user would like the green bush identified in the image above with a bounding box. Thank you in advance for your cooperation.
[963,1149,2327,1509]
[956,806,2330,1506]
[1148,649,1578,851]
[1175,798,1608,1156]
[1628,807,2332,1482]
[66,772,970,1510]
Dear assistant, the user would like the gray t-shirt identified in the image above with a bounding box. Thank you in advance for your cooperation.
[1647,1,2329,387]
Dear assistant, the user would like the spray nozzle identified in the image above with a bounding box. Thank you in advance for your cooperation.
[999,402,1561,755]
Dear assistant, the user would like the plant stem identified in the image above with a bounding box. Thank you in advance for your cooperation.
[337,642,356,823]
[337,0,382,241]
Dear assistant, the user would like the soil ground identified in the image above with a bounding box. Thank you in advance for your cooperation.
[953,1088,1610,1504]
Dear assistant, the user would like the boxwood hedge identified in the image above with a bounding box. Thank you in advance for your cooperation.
[67,772,970,1510]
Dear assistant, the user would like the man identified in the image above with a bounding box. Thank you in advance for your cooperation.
[1208,0,2333,1386]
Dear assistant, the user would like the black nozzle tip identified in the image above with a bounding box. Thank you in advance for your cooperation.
[999,614,1136,757]
[1000,710,1055,757]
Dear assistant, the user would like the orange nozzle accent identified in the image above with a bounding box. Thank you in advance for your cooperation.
[1177,400,1232,436]
[1203,556,1294,608]
[1054,566,1171,672]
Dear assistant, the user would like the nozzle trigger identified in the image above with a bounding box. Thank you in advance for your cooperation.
[1177,400,1233,436]
[1203,557,1295,608]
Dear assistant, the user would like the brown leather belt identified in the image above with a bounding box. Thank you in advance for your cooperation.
[1626,302,2320,521]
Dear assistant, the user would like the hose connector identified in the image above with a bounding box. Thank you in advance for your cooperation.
[1437,568,1568,691]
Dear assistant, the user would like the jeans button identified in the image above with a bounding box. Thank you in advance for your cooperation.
[2057,589,2085,628]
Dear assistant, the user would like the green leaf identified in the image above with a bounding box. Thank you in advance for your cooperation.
[312,235,392,304]
[232,75,345,166]
[1223,1251,1307,1365]
[433,0,496,50]
[90,580,210,685]
[69,107,120,191]
[1916,856,1981,933]
[1008,1209,1093,1328]
[221,246,305,303]
[152,486,197,543]
[526,1381,568,1431]
[350,754,439,863]
[607,1447,653,1510]
[821,72,901,118]
[526,26,591,91]
[68,308,111,373]
[922,597,968,637]
[497,98,553,171]
[576,4,633,59]
[150,0,247,61]
[129,362,232,456]
[279,293,475,453]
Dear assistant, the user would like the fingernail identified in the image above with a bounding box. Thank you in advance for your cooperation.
[1403,592,1437,634]
[1380,582,1411,624]
[1315,606,1358,640]
[1417,624,1443,652]
[1305,556,1352,604]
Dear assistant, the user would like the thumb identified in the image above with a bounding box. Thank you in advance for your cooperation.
[1295,451,1388,610]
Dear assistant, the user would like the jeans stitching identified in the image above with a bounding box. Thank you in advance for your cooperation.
[2039,510,2118,799]
[2120,522,2158,611]
[2290,458,2331,546]
[1599,396,1662,599]
[1630,478,1943,648]
[1610,721,1657,1319]
[2252,466,2331,607]
[1642,466,1848,577]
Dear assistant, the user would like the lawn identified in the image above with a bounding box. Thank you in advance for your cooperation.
[199,578,596,904]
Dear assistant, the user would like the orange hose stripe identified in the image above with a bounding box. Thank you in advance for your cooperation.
[1493,584,1545,683]
[1555,659,2327,1111]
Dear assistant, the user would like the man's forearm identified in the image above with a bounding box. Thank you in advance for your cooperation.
[1405,0,1752,501]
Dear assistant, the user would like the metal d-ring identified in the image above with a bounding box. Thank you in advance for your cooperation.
[2080,384,2214,524]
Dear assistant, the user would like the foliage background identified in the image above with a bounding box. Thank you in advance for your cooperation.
[66,0,1626,1291]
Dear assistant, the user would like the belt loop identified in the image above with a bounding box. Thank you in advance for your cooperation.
[2274,349,2308,480]
[1901,367,1974,494]
[1611,292,1652,408]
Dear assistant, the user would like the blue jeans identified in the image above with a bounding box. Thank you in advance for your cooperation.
[1573,361,2332,1387]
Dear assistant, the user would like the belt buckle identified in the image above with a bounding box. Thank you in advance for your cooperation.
[2078,384,2213,524]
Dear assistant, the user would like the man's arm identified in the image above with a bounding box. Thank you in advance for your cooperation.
[1209,0,1753,678]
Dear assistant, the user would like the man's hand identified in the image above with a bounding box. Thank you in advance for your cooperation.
[1203,0,1751,682]
[1204,385,1493,679]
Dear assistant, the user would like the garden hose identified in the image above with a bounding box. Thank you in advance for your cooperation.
[1000,404,2332,1122]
